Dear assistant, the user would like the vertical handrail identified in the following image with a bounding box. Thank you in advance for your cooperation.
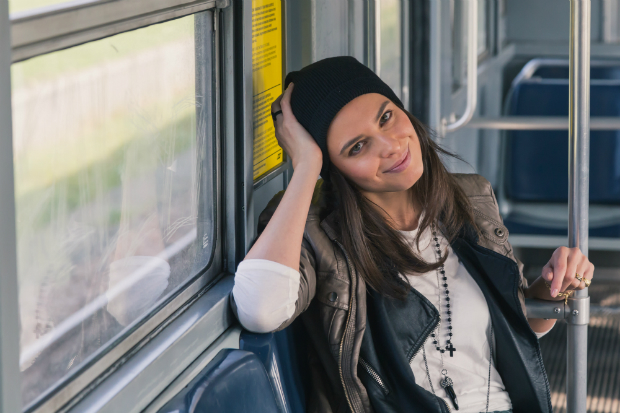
[441,0,478,135]
[567,1,591,413]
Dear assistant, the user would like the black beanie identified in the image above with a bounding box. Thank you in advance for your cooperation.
[284,56,403,179]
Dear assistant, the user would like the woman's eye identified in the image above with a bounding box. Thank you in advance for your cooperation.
[350,141,364,155]
[380,110,392,125]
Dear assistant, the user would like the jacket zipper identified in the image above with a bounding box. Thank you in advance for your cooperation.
[408,319,440,365]
[334,240,358,413]
[358,357,389,395]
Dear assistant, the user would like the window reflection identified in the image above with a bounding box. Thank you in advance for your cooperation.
[11,14,214,406]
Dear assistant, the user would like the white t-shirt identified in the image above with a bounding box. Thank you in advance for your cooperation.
[399,226,512,412]
[232,227,551,412]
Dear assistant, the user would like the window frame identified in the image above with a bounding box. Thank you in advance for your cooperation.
[10,0,217,62]
[3,1,230,411]
[0,0,22,411]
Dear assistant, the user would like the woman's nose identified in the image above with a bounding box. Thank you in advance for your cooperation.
[377,134,402,158]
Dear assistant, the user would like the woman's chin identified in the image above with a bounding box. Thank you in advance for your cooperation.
[382,168,423,191]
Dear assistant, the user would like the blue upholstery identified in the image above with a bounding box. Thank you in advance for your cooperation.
[158,349,280,413]
[239,321,310,413]
[532,65,620,80]
[503,60,620,237]
[505,81,620,204]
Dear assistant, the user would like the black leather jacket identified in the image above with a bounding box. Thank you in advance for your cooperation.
[232,173,552,413]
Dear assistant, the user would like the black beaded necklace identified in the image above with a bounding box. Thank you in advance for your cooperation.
[422,225,494,413]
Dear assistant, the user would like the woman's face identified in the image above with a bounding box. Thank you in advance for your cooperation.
[326,93,424,194]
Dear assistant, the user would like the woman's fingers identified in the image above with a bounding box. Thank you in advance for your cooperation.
[567,255,588,289]
[549,247,569,297]
[541,263,554,283]
[561,249,581,292]
[546,246,594,297]
[570,259,595,290]
[271,93,283,120]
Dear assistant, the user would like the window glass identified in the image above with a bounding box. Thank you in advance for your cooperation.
[11,14,215,406]
[378,0,402,99]
[451,0,466,91]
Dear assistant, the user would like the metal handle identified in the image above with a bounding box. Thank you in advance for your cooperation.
[441,0,478,136]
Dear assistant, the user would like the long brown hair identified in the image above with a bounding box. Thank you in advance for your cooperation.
[323,110,478,300]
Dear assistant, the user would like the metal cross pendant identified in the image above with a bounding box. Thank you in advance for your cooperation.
[446,343,456,357]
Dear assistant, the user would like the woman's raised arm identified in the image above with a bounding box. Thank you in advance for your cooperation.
[244,83,323,270]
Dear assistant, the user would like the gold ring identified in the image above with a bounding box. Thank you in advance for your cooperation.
[575,273,583,282]
[584,278,591,287]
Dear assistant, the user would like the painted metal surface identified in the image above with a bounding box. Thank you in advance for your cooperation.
[0,0,22,410]
[10,0,217,61]
[468,116,620,130]
[66,275,235,413]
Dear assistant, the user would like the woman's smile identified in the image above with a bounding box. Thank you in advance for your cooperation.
[384,145,411,173]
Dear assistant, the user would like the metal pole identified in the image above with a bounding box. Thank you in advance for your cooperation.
[567,1,591,412]
[0,0,23,411]
[466,116,620,130]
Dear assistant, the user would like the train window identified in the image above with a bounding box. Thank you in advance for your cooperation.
[11,13,216,407]
[451,0,465,91]
[377,0,403,100]
[452,0,489,90]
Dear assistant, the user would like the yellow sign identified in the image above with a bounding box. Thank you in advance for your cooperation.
[252,0,284,181]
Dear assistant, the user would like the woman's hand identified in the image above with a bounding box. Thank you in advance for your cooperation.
[271,83,322,171]
[527,246,595,300]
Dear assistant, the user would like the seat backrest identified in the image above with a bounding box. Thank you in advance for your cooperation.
[158,349,280,413]
[532,65,620,80]
[239,320,310,413]
[505,77,620,204]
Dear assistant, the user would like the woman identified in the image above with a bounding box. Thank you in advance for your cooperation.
[231,56,594,413]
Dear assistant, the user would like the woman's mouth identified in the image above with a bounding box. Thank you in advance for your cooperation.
[384,146,411,173]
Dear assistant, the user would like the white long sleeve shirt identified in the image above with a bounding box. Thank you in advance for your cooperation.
[232,226,551,413]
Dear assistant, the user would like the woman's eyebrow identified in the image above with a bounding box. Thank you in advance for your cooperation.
[340,135,363,155]
[375,100,390,122]
[339,100,391,155]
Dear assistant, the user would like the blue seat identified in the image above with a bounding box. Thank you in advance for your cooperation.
[158,349,281,413]
[532,65,620,80]
[502,59,620,238]
[239,320,310,413]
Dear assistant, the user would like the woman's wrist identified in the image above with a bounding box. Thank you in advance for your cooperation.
[292,157,322,177]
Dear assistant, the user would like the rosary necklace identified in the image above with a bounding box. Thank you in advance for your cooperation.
[422,225,494,412]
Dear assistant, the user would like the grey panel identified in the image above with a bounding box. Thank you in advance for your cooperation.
[505,0,602,43]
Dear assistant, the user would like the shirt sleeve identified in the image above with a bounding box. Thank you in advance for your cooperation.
[535,323,555,339]
[232,259,301,333]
